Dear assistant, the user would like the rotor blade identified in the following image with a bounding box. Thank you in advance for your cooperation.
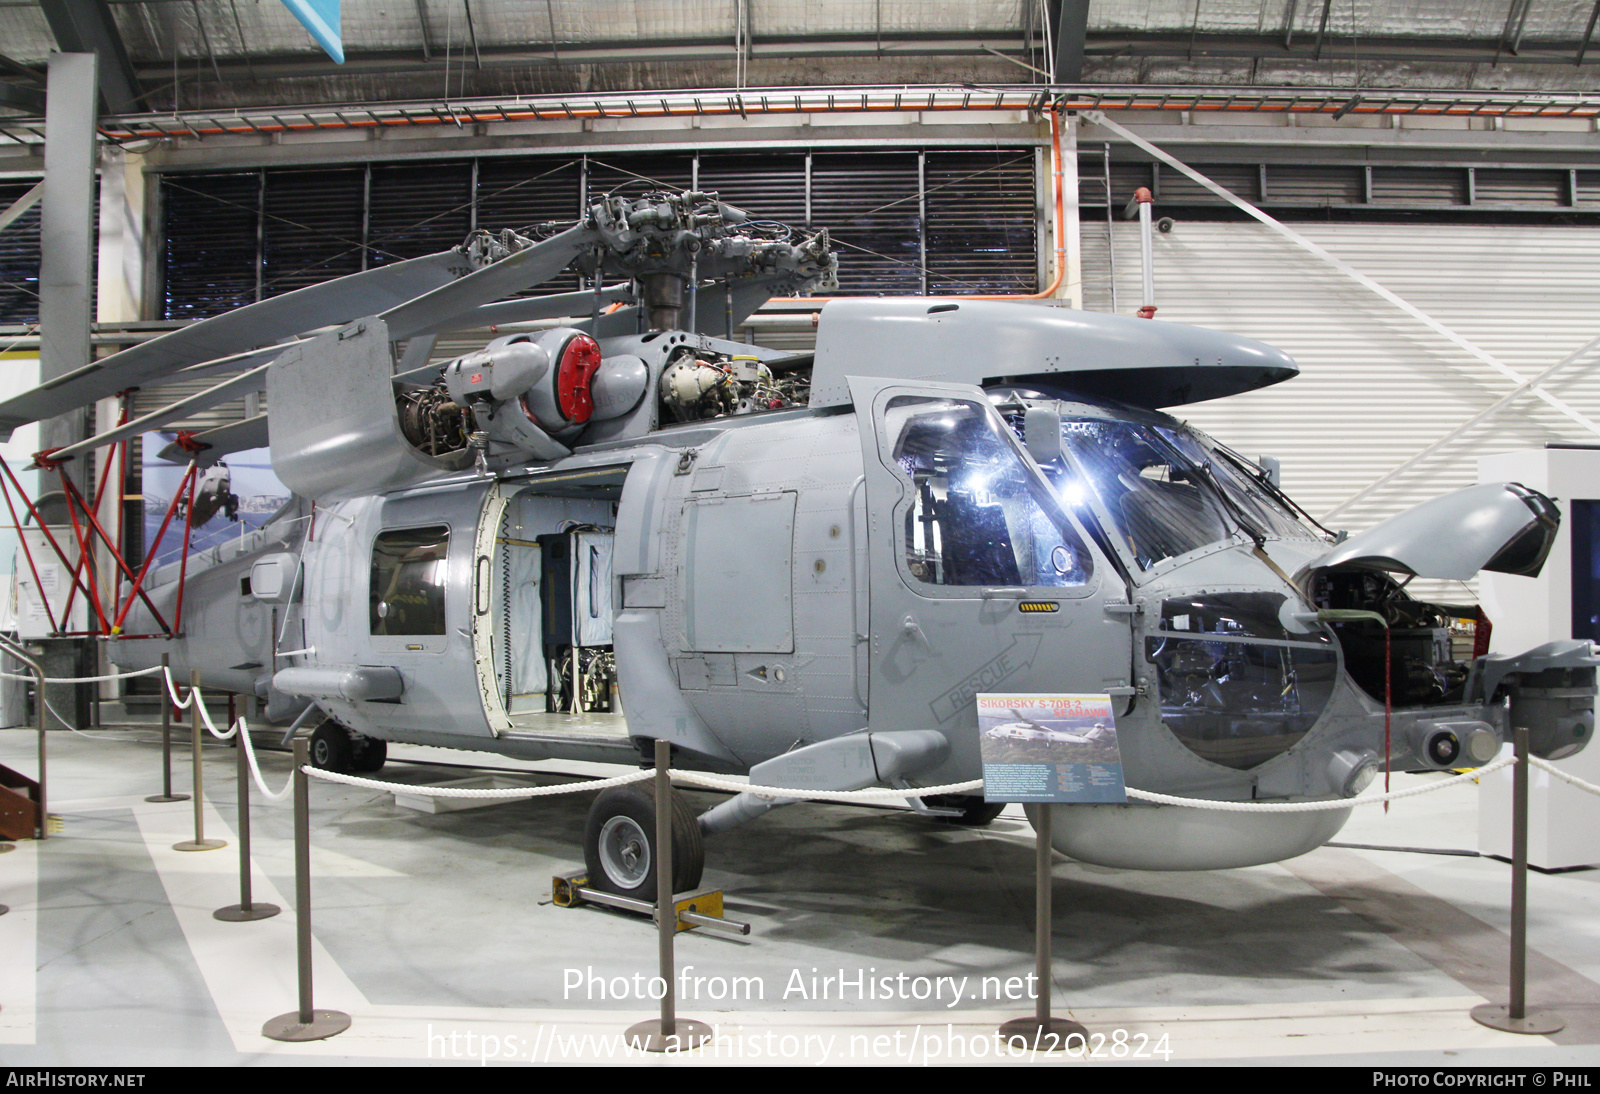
[408,283,635,336]
[39,363,274,466]
[0,249,467,440]
[156,414,269,466]
[380,223,593,341]
[149,339,308,387]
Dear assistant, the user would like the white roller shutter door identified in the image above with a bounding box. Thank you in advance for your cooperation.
[1081,220,1600,601]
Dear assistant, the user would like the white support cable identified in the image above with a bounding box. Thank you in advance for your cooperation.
[1081,111,1600,456]
[304,766,655,798]
[1528,755,1600,798]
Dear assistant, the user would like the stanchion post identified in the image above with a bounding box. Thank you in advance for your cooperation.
[625,739,711,1053]
[215,718,280,923]
[173,669,224,852]
[146,654,188,804]
[999,803,1087,1050]
[262,738,350,1042]
[1471,726,1565,1035]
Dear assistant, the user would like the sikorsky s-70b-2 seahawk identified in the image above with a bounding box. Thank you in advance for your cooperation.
[3,187,1592,897]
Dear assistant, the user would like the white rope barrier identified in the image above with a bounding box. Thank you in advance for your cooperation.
[298,760,1513,813]
[1124,756,1515,812]
[305,765,655,798]
[0,657,1532,816]
[193,696,235,740]
[0,665,167,684]
[235,717,294,802]
[161,667,192,710]
[1529,755,1600,798]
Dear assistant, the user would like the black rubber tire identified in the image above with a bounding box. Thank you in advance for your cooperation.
[583,783,705,897]
[925,794,1006,827]
[308,721,354,773]
[351,737,387,774]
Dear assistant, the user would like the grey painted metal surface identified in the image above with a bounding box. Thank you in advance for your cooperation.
[809,298,1297,410]
[38,54,97,469]
[268,318,466,501]
[48,186,1596,874]
[1302,482,1557,581]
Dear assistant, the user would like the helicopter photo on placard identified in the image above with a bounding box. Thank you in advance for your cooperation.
[978,692,1127,804]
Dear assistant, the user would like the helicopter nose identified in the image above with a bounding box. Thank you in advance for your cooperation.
[1143,589,1339,771]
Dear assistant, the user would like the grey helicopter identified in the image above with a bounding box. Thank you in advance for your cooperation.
[2,185,1592,897]
[984,711,1113,746]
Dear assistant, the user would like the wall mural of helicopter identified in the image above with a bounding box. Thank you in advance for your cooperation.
[2,186,1594,898]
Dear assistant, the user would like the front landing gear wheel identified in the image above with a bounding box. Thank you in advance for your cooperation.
[925,794,1006,826]
[308,721,354,773]
[583,784,704,897]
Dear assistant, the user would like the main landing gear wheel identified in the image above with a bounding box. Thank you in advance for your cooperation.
[308,721,354,773]
[583,784,705,897]
[351,737,387,774]
[925,794,1006,827]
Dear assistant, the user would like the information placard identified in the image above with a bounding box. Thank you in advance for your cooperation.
[977,693,1127,804]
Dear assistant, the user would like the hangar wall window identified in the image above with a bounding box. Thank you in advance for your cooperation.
[0,177,96,325]
[0,178,43,325]
[1082,146,1600,224]
[158,148,1038,319]
[371,525,451,636]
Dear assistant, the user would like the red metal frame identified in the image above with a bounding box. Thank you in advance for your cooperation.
[0,439,201,639]
[109,461,197,637]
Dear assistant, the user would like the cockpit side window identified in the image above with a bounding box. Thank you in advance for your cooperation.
[371,525,451,635]
[885,396,1092,589]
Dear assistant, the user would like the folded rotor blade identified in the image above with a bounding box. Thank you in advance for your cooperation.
[39,363,273,466]
[0,250,467,440]
[380,224,593,341]
[156,414,270,466]
[408,282,635,336]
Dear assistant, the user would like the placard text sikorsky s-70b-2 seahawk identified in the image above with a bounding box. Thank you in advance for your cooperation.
[3,188,1593,896]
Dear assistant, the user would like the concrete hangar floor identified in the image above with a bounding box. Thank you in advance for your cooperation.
[2,721,1599,1069]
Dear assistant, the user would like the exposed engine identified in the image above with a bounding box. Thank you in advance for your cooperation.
[658,346,809,422]
[397,382,475,457]
[1310,569,1477,707]
[395,186,836,463]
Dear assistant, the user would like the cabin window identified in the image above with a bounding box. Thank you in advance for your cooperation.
[886,396,1092,589]
[371,525,451,635]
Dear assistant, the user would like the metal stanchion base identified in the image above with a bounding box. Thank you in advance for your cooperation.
[997,1016,1089,1050]
[172,838,227,852]
[261,1009,352,1042]
[624,1018,713,1053]
[214,902,281,922]
[144,793,190,803]
[1470,1004,1565,1035]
